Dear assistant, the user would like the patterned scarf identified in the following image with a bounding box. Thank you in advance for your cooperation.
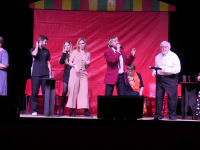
[127,71,140,93]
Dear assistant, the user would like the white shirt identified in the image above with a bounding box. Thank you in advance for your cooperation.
[153,50,181,75]
[112,47,124,74]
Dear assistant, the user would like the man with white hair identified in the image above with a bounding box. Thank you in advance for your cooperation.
[152,41,181,120]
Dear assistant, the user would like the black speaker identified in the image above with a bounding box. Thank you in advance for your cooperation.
[0,96,20,118]
[97,96,144,120]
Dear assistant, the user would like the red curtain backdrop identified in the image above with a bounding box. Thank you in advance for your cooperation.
[32,9,169,115]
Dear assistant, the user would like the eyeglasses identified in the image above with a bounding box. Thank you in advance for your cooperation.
[127,70,134,73]
[160,46,168,49]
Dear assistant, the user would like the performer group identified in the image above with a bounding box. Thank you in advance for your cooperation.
[0,35,186,120]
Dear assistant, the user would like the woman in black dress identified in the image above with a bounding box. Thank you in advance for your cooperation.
[59,41,73,116]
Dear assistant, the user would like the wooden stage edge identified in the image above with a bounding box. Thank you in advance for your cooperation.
[13,114,200,127]
[19,114,199,122]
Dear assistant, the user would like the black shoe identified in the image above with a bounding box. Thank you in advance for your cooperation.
[154,116,162,120]
[169,116,177,120]
[60,110,64,116]
[69,109,76,117]
[84,111,93,117]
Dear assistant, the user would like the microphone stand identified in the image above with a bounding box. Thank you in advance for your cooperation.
[149,67,161,112]
[155,69,159,105]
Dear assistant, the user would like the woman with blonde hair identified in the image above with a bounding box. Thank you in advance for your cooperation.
[59,41,74,116]
[66,37,92,117]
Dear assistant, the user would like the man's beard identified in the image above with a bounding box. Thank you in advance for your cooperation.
[112,46,117,49]
[41,44,46,49]
[162,51,167,55]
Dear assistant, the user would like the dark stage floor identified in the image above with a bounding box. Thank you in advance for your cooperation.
[1,113,199,150]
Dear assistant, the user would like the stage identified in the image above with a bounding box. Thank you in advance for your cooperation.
[0,113,199,150]
[19,114,198,121]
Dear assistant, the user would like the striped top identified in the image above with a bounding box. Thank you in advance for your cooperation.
[29,0,176,12]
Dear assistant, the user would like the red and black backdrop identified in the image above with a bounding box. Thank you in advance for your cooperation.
[31,7,168,115]
[3,0,199,116]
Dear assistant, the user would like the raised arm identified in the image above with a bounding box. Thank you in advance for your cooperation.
[125,54,135,66]
[31,41,39,56]
[125,48,136,66]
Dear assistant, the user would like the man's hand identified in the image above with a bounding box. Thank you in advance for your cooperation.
[116,44,121,53]
[131,48,136,56]
[152,71,156,77]
[36,41,39,47]
[160,68,165,73]
[198,76,200,81]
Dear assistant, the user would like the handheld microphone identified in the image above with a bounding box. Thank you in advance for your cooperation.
[117,44,124,49]
[149,66,162,70]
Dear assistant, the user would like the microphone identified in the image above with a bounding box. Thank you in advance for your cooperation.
[149,66,162,70]
[117,44,124,49]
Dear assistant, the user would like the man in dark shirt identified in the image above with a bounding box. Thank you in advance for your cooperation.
[30,35,51,116]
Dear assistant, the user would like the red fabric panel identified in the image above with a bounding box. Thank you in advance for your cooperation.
[116,0,125,11]
[53,0,62,9]
[80,0,89,10]
[145,99,168,117]
[142,0,151,11]
[33,10,169,115]
[168,4,176,11]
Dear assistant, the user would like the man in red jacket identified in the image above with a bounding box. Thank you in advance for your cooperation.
[104,36,136,95]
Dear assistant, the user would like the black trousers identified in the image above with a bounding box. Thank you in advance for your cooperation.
[155,74,178,117]
[31,75,48,113]
[105,74,125,96]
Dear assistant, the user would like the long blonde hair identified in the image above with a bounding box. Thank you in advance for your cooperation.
[63,41,74,65]
[76,37,87,52]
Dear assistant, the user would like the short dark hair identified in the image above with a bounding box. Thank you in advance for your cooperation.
[38,35,48,41]
[127,64,135,70]
[0,36,4,45]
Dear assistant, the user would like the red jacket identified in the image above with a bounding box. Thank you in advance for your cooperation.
[104,48,135,85]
